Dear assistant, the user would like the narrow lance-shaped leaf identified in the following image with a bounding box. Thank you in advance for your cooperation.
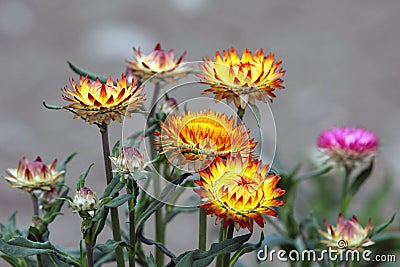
[67,61,110,84]
[170,233,252,267]
[112,140,120,158]
[229,232,264,267]
[56,152,78,173]
[76,163,94,190]
[348,160,374,196]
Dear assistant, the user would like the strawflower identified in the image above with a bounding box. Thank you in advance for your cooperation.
[318,126,379,167]
[154,110,257,170]
[62,74,145,125]
[4,156,64,192]
[194,154,285,231]
[198,47,285,109]
[127,43,192,83]
[319,214,374,251]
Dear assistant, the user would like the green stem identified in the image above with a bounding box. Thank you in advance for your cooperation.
[31,194,43,267]
[100,122,125,267]
[222,224,235,267]
[149,82,165,266]
[340,165,352,214]
[31,193,40,218]
[128,180,139,267]
[215,225,227,267]
[85,241,94,267]
[154,166,165,266]
[198,209,207,250]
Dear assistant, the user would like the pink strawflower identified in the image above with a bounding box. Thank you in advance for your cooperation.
[317,126,378,166]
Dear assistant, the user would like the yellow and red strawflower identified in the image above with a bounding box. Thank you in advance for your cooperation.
[319,214,374,251]
[62,74,145,125]
[154,110,257,170]
[194,154,285,231]
[198,47,285,109]
[127,43,192,83]
[4,156,64,192]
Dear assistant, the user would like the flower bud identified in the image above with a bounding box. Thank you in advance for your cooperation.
[160,98,178,115]
[39,187,58,209]
[71,187,98,212]
[110,147,145,175]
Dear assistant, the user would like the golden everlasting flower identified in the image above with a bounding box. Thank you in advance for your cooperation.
[319,214,374,251]
[4,157,64,192]
[62,74,145,125]
[195,154,285,231]
[127,43,192,83]
[198,47,285,109]
[154,110,257,169]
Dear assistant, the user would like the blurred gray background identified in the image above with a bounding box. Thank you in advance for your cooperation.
[1,0,399,266]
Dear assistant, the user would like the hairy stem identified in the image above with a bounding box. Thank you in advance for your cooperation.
[100,122,125,267]
[31,193,39,218]
[215,225,227,267]
[198,209,207,251]
[148,82,166,266]
[222,224,235,267]
[31,194,43,267]
[340,165,352,214]
[85,241,94,267]
[128,180,139,267]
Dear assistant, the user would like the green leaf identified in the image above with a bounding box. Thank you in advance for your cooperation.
[56,152,78,173]
[112,141,120,157]
[135,173,192,233]
[41,253,71,267]
[67,61,109,84]
[137,229,176,259]
[348,160,374,196]
[101,174,124,199]
[42,189,69,224]
[146,253,157,267]
[295,165,333,184]
[42,101,63,110]
[370,213,396,237]
[77,163,94,190]
[0,237,80,266]
[0,212,19,241]
[229,232,264,267]
[0,237,52,257]
[0,255,32,267]
[104,194,135,208]
[171,233,252,267]
[371,232,400,243]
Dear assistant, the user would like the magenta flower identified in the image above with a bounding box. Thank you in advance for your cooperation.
[317,126,379,166]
